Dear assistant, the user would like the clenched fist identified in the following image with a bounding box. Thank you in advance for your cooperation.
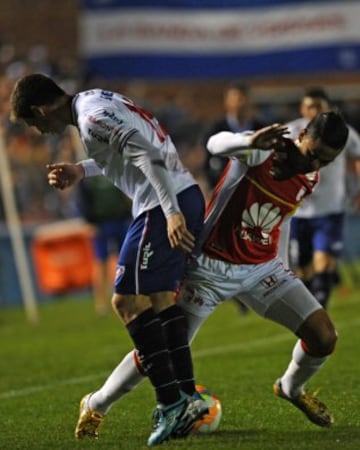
[46,163,84,190]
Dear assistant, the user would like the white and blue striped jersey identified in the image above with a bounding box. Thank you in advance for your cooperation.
[71,89,196,219]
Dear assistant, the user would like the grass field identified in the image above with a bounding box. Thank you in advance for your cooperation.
[1,288,360,450]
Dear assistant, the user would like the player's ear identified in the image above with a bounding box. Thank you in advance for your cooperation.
[298,129,307,142]
[31,105,46,117]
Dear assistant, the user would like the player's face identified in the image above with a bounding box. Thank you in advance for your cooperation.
[24,114,66,134]
[225,88,247,114]
[297,132,338,170]
[24,103,68,134]
[300,96,330,120]
[270,133,339,180]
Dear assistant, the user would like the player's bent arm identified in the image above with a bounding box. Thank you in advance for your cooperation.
[207,131,271,167]
[123,131,181,218]
[47,162,85,189]
[207,131,253,157]
[78,159,103,177]
[207,124,288,158]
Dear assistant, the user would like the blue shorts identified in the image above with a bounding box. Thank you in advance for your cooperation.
[93,218,131,261]
[114,185,205,295]
[290,213,345,267]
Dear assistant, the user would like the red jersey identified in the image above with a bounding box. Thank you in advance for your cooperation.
[203,155,318,264]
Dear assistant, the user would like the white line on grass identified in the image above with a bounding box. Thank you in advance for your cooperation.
[1,316,360,400]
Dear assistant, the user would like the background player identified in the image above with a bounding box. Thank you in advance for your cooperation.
[287,87,360,308]
[79,176,132,316]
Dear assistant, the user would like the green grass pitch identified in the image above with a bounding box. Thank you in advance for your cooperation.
[1,288,360,450]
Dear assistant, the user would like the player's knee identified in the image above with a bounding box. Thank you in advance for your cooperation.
[314,327,337,356]
[112,293,152,323]
[111,293,127,316]
[300,309,337,356]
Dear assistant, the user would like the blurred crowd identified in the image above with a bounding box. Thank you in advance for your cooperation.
[1,43,360,226]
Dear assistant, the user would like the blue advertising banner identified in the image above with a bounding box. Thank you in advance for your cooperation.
[79,0,360,79]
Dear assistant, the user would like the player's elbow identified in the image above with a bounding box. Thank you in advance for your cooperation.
[207,132,230,154]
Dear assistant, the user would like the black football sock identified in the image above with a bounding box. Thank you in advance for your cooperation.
[310,271,333,309]
[127,308,180,405]
[158,304,196,396]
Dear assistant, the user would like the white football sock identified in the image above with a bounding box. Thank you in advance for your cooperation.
[89,350,145,414]
[280,340,328,398]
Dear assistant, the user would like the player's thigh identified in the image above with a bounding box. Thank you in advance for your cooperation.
[182,310,208,344]
[105,218,131,251]
[265,281,322,333]
[114,204,200,295]
[235,260,321,332]
[177,254,242,319]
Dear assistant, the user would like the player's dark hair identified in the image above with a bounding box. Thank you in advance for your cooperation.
[227,81,249,95]
[306,111,349,151]
[303,87,330,104]
[10,73,66,120]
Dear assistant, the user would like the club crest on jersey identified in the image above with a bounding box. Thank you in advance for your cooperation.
[239,202,281,245]
[115,265,126,284]
[140,242,154,270]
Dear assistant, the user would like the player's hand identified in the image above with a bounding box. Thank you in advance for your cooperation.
[46,163,84,190]
[167,212,195,252]
[250,124,289,150]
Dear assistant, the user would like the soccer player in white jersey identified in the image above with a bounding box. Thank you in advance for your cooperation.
[9,73,209,446]
[287,88,360,308]
[59,112,348,436]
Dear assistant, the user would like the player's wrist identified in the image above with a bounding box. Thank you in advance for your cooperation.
[75,163,85,179]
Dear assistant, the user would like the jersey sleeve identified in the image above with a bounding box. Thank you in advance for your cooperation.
[207,131,270,167]
[345,124,360,158]
[123,131,180,217]
[78,159,103,177]
[77,104,181,217]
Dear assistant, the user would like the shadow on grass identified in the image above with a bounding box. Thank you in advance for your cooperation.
[174,426,360,450]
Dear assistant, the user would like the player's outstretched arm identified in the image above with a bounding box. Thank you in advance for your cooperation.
[249,124,289,150]
[207,124,288,158]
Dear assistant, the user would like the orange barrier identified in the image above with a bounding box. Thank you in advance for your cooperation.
[31,220,95,294]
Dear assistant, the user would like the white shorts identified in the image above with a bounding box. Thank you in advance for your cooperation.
[178,254,322,333]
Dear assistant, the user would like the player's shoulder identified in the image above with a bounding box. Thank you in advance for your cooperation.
[285,117,307,139]
[75,89,118,110]
[286,116,306,126]
[344,123,360,156]
[75,90,126,129]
